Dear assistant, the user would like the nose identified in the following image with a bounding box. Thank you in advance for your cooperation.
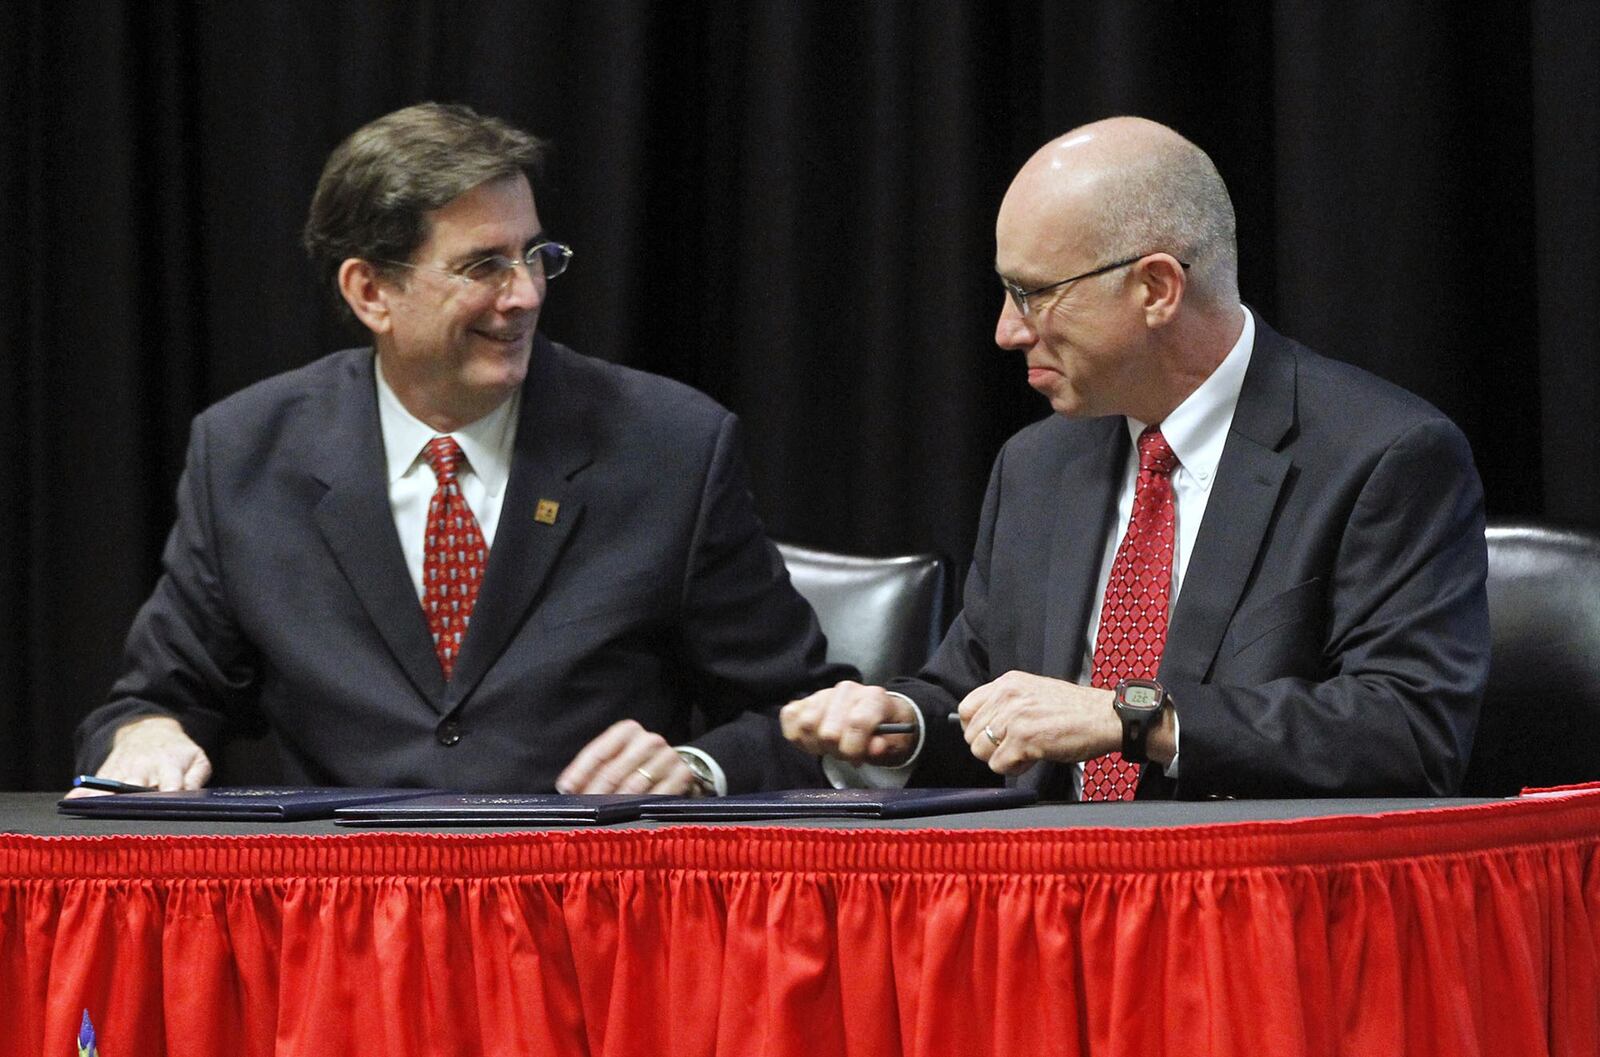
[995,294,1036,351]
[497,261,545,312]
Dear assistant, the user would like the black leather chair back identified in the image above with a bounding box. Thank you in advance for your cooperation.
[1462,522,1600,795]
[776,542,953,685]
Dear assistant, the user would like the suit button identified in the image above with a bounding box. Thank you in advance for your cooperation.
[437,721,462,747]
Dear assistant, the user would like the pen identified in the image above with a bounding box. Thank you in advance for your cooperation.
[873,714,965,735]
[71,775,155,793]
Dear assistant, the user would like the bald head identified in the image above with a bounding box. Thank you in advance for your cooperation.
[999,117,1239,310]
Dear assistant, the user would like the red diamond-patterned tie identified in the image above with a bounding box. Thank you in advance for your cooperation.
[422,437,486,679]
[1082,426,1179,801]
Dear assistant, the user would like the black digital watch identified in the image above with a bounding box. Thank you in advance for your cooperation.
[1112,678,1167,765]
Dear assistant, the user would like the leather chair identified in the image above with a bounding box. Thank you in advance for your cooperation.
[776,542,953,685]
[1461,521,1600,796]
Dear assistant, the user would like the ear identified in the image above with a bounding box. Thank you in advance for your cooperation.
[337,258,396,336]
[1138,254,1187,327]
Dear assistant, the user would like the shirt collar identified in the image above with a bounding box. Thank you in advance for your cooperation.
[1126,304,1255,486]
[374,356,520,498]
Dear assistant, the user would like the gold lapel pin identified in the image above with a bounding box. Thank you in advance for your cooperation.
[534,499,560,525]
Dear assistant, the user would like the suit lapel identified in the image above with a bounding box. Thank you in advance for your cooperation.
[1041,417,1128,680]
[1024,416,1127,798]
[444,337,591,708]
[1160,311,1296,687]
[311,352,449,706]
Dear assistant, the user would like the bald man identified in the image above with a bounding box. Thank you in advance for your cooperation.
[782,118,1490,800]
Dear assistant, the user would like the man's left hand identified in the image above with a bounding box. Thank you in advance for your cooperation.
[957,671,1121,776]
[556,719,699,795]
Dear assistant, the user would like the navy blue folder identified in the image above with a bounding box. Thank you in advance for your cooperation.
[334,792,671,826]
[57,787,441,821]
[636,786,1038,821]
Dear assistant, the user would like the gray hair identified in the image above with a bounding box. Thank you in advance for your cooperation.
[1091,136,1239,307]
[302,102,546,293]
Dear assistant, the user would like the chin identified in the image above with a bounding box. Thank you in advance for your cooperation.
[1043,386,1089,419]
[459,355,528,398]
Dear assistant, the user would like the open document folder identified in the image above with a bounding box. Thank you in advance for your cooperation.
[57,787,441,821]
[334,792,671,826]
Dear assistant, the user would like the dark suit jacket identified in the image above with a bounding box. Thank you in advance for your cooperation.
[903,312,1491,798]
[76,337,850,792]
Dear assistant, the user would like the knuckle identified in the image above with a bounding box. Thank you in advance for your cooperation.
[845,701,880,725]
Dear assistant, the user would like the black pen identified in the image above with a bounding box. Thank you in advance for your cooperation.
[873,714,965,735]
[72,775,155,793]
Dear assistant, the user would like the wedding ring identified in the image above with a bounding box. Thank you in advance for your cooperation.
[984,724,1002,747]
[635,766,656,784]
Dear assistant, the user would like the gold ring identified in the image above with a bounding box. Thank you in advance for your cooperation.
[984,724,1002,747]
[635,766,656,784]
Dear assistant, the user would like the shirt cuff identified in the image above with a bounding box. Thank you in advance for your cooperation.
[673,745,727,797]
[821,692,925,790]
[1164,704,1181,778]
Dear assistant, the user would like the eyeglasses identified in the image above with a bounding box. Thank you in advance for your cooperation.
[378,240,573,294]
[1000,253,1190,317]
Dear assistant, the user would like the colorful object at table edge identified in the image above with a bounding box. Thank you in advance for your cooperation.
[77,1009,98,1057]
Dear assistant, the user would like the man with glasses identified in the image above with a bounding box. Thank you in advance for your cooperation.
[74,103,848,797]
[783,117,1490,799]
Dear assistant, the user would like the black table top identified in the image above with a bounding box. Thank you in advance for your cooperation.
[0,791,1504,838]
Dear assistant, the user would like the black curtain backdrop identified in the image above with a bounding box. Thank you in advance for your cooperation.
[3,0,1596,790]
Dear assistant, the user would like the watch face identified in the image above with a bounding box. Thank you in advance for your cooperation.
[1122,684,1162,708]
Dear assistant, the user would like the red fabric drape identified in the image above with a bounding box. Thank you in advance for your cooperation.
[3,789,1598,1057]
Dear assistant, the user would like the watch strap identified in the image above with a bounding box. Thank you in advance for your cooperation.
[1121,709,1155,764]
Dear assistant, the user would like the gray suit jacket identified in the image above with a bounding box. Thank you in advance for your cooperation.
[77,337,850,792]
[902,312,1490,798]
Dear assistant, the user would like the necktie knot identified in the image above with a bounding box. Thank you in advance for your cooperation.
[1137,427,1178,477]
[424,436,467,485]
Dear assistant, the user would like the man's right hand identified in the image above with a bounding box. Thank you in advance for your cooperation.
[780,680,918,766]
[64,716,212,797]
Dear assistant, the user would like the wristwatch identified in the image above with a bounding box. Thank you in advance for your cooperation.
[675,748,718,798]
[1112,678,1168,764]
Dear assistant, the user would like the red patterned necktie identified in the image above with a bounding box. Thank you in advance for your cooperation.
[1082,426,1179,801]
[422,437,486,679]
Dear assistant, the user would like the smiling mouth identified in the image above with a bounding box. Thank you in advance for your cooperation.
[474,329,529,344]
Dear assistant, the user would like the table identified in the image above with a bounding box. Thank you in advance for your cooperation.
[3,788,1598,1056]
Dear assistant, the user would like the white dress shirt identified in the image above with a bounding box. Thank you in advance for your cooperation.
[830,306,1256,791]
[375,358,518,600]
